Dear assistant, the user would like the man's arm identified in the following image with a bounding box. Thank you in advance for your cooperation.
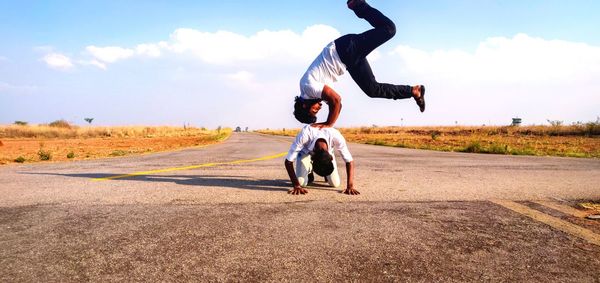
[313,85,341,128]
[284,160,308,195]
[342,161,359,195]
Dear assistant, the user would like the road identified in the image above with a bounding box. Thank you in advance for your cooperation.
[1,132,599,281]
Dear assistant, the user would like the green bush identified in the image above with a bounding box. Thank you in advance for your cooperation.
[488,143,509,154]
[67,151,76,159]
[38,149,52,161]
[110,150,128,157]
[462,141,482,153]
[366,139,387,146]
[511,147,537,156]
[48,119,72,129]
[586,118,600,136]
[14,156,26,163]
[14,121,28,126]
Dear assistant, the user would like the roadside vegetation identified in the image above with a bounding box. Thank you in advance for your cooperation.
[0,120,231,164]
[258,121,600,158]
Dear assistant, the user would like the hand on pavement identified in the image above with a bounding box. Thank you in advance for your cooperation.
[342,185,360,195]
[288,185,308,195]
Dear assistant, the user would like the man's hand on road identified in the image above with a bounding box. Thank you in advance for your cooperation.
[288,185,308,195]
[342,185,360,195]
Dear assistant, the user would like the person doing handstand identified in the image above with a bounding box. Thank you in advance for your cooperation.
[284,124,358,195]
[294,0,425,127]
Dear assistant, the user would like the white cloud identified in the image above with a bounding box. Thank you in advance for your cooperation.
[167,24,340,65]
[390,33,600,84]
[89,60,107,70]
[86,46,135,64]
[136,42,166,57]
[77,59,107,70]
[77,24,340,69]
[366,50,381,62]
[227,71,255,84]
[42,53,74,70]
[32,30,599,126]
[370,33,600,125]
[0,56,7,61]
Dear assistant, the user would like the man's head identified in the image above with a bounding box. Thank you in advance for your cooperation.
[294,96,322,124]
[311,138,334,177]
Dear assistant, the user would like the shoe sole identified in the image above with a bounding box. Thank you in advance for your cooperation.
[419,85,426,112]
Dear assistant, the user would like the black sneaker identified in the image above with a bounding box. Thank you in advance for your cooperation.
[414,85,426,113]
[347,0,366,10]
[308,172,314,184]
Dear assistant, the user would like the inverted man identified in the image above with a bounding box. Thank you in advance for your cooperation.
[284,125,359,195]
[294,0,425,127]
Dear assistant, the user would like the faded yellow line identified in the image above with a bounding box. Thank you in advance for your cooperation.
[92,152,287,181]
[491,199,600,247]
[533,200,592,218]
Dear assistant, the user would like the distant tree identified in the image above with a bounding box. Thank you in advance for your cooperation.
[84,118,94,125]
[235,126,241,132]
[245,127,248,132]
[547,119,563,127]
[217,126,222,133]
[14,121,28,126]
[48,119,72,128]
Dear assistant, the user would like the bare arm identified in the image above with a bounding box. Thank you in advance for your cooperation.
[284,160,308,195]
[342,161,360,195]
[313,85,341,128]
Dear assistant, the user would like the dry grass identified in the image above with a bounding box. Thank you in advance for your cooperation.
[0,125,231,164]
[579,202,600,212]
[258,124,600,158]
[0,124,225,139]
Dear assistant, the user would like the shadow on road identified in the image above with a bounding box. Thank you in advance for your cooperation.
[24,172,292,192]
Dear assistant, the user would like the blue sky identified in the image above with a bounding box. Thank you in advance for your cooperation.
[1,0,599,128]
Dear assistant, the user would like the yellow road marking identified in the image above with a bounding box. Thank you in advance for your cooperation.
[533,200,591,218]
[92,152,287,181]
[491,200,600,247]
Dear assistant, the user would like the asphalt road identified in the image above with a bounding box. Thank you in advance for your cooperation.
[1,132,599,281]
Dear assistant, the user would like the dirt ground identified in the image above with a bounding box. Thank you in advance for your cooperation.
[0,136,224,165]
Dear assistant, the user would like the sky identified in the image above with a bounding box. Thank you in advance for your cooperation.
[1,0,599,129]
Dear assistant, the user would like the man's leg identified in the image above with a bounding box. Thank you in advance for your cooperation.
[348,58,413,100]
[326,160,341,188]
[295,153,312,187]
[335,2,414,101]
[337,2,396,66]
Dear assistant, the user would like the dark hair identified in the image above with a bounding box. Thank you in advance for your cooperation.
[311,139,334,177]
[293,96,321,124]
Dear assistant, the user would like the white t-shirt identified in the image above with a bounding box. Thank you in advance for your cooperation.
[299,41,346,100]
[286,125,353,163]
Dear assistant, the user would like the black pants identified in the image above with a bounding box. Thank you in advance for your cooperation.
[334,3,412,100]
